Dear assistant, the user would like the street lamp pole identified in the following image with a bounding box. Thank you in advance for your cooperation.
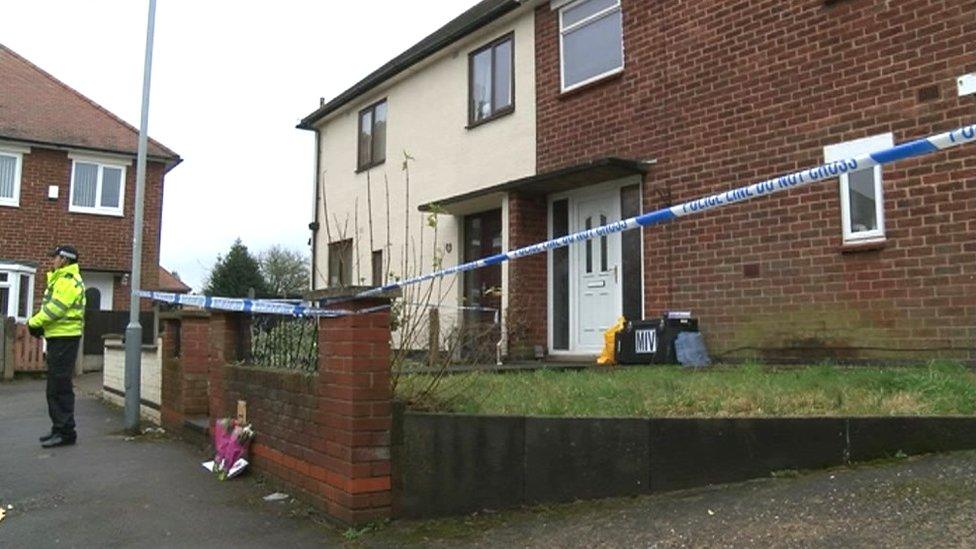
[124,0,157,434]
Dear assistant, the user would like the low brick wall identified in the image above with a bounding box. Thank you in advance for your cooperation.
[158,296,395,526]
[223,366,392,520]
[395,413,976,518]
[102,335,162,424]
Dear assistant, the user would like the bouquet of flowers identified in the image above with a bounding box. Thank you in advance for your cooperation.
[208,418,255,481]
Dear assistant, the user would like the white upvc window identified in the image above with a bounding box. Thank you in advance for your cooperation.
[0,264,36,323]
[0,147,25,208]
[824,133,893,244]
[69,155,127,217]
[558,0,624,92]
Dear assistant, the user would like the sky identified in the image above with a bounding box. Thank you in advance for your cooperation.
[0,0,478,291]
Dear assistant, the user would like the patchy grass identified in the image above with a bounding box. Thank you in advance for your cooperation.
[395,362,976,417]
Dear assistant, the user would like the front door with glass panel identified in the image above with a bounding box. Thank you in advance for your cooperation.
[574,193,621,351]
[462,209,503,358]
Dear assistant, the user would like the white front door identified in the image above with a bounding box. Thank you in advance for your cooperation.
[83,272,114,311]
[574,193,621,351]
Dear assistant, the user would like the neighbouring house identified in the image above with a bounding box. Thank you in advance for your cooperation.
[303,0,975,364]
[0,44,181,368]
[157,266,192,295]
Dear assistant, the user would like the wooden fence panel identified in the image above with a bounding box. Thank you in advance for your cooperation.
[14,324,45,372]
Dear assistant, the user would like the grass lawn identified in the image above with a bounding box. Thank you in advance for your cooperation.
[395,362,976,417]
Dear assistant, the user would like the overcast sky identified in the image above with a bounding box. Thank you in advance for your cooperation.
[1,0,476,291]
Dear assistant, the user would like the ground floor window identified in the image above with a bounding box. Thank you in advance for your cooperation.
[551,199,570,350]
[0,264,36,322]
[328,239,353,287]
[824,133,893,244]
[620,184,642,321]
[371,250,384,287]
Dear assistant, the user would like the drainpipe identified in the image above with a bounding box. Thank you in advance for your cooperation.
[309,123,322,291]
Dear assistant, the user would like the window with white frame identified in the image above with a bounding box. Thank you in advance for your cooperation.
[558,0,624,92]
[0,265,36,323]
[0,149,24,207]
[824,133,894,244]
[70,157,126,216]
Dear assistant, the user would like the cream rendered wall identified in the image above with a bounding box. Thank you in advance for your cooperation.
[313,9,536,325]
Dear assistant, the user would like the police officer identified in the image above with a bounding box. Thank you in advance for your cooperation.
[28,245,86,448]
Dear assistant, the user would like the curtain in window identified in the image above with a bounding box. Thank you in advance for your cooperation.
[371,102,387,165]
[101,167,122,208]
[73,162,98,207]
[18,274,31,318]
[0,154,16,199]
[493,39,513,112]
[847,169,878,233]
[471,49,493,122]
[358,110,373,169]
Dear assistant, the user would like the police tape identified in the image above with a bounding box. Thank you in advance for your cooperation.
[326,123,976,302]
[141,123,976,317]
[137,291,389,317]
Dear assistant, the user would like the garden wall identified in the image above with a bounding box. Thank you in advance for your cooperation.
[394,413,976,518]
[158,296,395,526]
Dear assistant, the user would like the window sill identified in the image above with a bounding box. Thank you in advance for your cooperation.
[355,160,386,174]
[559,68,624,99]
[0,201,19,208]
[466,107,515,130]
[839,240,887,254]
[69,207,124,218]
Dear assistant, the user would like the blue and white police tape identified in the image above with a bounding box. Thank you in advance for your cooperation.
[318,122,976,303]
[137,291,389,317]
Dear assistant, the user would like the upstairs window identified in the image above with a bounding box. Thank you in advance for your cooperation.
[469,33,515,126]
[357,100,387,171]
[0,148,24,208]
[824,133,893,244]
[559,0,624,91]
[70,156,126,216]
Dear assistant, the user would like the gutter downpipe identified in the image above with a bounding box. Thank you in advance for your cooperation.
[310,127,321,291]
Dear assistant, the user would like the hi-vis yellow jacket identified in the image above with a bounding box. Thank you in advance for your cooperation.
[28,263,86,338]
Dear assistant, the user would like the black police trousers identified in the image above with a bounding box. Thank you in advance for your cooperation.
[46,336,80,439]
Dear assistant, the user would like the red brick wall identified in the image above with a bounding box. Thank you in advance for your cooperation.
[507,191,549,357]
[535,0,976,362]
[0,146,166,311]
[160,306,393,526]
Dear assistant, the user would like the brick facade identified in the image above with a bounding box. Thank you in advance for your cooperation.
[507,191,549,356]
[535,0,976,362]
[0,146,167,310]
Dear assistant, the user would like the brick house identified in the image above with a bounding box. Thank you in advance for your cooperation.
[0,44,181,324]
[304,0,975,363]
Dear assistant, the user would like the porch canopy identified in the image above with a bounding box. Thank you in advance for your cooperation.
[418,157,651,215]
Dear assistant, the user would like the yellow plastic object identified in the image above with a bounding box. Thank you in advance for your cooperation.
[596,316,626,366]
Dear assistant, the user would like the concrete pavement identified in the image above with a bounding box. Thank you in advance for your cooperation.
[0,375,341,548]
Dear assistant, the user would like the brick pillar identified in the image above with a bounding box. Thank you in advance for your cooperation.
[159,311,212,433]
[160,316,183,432]
[316,296,393,525]
[206,312,244,421]
[507,191,548,358]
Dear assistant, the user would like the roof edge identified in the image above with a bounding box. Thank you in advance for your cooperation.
[297,0,522,131]
[0,43,181,159]
[0,135,181,166]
